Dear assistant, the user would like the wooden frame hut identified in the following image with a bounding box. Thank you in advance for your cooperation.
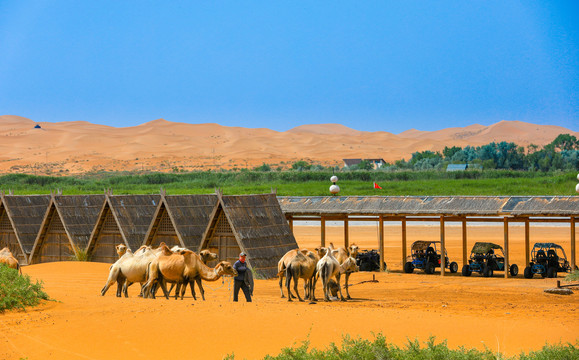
[29,194,105,264]
[199,192,299,279]
[86,194,161,263]
[279,195,579,278]
[144,194,217,249]
[0,194,51,264]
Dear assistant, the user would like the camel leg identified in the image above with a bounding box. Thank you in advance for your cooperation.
[123,281,133,298]
[101,266,121,296]
[345,272,351,300]
[175,282,182,300]
[167,283,175,297]
[310,273,318,302]
[336,274,346,301]
[194,277,205,301]
[294,276,303,302]
[158,277,170,300]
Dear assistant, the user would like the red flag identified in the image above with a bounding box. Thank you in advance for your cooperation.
[373,182,382,189]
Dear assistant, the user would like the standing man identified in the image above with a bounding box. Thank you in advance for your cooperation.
[233,252,252,302]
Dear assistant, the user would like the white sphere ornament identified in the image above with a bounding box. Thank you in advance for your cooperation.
[330,175,338,183]
[576,183,579,193]
[330,184,340,194]
[577,173,579,181]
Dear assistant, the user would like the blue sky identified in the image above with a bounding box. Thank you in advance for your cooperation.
[1,1,577,133]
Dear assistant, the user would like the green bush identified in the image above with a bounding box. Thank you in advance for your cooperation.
[564,270,579,282]
[225,334,579,360]
[0,264,50,312]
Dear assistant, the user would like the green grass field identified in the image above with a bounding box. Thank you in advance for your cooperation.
[0,170,576,196]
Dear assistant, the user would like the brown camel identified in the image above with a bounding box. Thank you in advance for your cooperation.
[143,249,237,300]
[285,250,320,302]
[278,247,326,298]
[0,247,20,274]
[166,248,218,300]
[316,245,359,302]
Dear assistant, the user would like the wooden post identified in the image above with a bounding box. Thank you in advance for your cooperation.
[379,215,385,271]
[401,217,407,268]
[288,216,293,232]
[344,216,349,249]
[321,216,326,247]
[440,216,446,277]
[462,217,467,266]
[571,216,576,270]
[504,217,509,279]
[525,218,530,267]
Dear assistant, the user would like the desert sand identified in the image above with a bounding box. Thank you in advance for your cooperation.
[1,224,578,360]
[1,115,577,174]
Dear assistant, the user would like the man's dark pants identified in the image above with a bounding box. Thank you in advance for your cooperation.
[233,279,252,302]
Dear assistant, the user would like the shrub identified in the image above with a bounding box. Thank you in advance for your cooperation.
[564,270,579,282]
[70,246,91,261]
[0,264,50,312]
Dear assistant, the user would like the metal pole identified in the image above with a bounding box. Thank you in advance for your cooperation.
[401,217,407,268]
[440,216,446,277]
[504,217,509,279]
[379,215,385,271]
[462,217,467,267]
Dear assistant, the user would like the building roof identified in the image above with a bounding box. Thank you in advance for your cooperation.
[163,194,218,249]
[1,194,51,253]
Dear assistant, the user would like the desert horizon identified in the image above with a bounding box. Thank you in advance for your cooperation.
[1,115,577,176]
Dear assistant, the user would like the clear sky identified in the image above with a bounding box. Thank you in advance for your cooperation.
[1,1,577,133]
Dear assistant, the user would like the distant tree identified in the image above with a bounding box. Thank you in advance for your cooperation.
[291,160,311,171]
[254,163,271,172]
[443,146,462,159]
[550,134,578,151]
[357,160,374,170]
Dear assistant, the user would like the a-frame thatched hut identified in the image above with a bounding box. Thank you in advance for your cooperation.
[0,194,51,264]
[29,194,105,264]
[144,194,217,249]
[199,192,298,279]
[87,194,161,263]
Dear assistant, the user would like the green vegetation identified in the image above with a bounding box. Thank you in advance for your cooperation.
[564,270,579,282]
[70,246,91,262]
[224,334,578,360]
[0,170,576,196]
[0,264,50,312]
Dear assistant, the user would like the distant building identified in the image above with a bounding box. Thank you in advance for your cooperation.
[343,158,386,169]
[34,124,41,129]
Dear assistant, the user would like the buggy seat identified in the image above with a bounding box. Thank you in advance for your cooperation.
[536,249,547,263]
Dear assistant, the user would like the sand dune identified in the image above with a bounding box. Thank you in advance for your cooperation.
[0,115,576,175]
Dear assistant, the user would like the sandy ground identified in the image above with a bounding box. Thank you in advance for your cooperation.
[1,225,578,360]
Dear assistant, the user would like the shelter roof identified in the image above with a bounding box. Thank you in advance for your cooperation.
[53,194,106,249]
[278,196,579,217]
[164,194,217,249]
[1,195,51,253]
[107,194,161,250]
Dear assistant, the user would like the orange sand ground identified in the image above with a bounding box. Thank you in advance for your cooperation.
[1,225,578,360]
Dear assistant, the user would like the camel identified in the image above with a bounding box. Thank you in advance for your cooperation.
[285,250,320,302]
[278,247,326,298]
[316,245,359,302]
[100,243,172,297]
[166,248,218,300]
[143,249,237,300]
[330,243,360,299]
[0,247,20,274]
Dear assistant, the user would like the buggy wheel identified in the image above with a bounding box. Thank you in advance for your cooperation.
[404,262,414,273]
[483,264,493,277]
[360,262,372,272]
[523,266,533,279]
[547,266,557,278]
[461,265,472,277]
[425,261,435,274]
[509,264,519,277]
[449,262,458,273]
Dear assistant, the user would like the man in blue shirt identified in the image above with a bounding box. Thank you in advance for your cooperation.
[233,252,252,302]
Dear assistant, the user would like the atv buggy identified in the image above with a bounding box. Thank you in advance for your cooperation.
[404,241,458,274]
[356,249,386,272]
[523,243,573,279]
[461,242,518,277]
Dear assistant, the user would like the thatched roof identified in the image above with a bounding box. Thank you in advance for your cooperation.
[53,194,106,249]
[203,193,298,279]
[164,194,217,249]
[1,195,51,253]
[278,196,579,217]
[106,194,161,250]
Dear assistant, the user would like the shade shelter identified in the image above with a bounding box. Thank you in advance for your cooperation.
[0,194,51,264]
[29,194,105,264]
[144,194,217,249]
[87,194,161,263]
[199,192,298,279]
[279,196,579,278]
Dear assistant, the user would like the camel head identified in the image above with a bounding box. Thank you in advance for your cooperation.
[115,244,127,257]
[0,247,10,255]
[199,250,218,263]
[348,244,360,258]
[215,261,238,277]
[341,257,359,274]
[314,247,328,258]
